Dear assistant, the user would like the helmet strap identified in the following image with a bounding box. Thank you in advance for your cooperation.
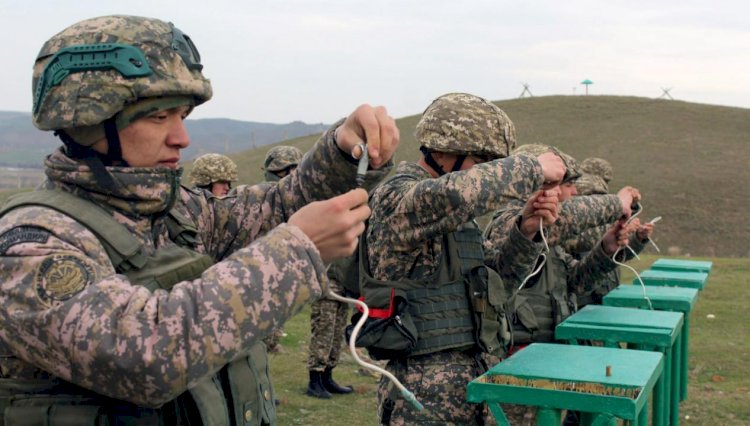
[103,117,129,167]
[419,146,447,177]
[54,130,119,193]
[451,155,467,173]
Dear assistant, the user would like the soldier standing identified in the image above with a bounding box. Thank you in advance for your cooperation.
[0,15,399,425]
[360,93,566,425]
[189,153,239,197]
[259,146,304,354]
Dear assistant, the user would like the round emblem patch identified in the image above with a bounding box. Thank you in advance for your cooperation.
[36,254,92,303]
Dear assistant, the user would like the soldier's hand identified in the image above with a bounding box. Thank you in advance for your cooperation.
[536,152,566,187]
[520,188,560,239]
[335,104,400,169]
[616,186,642,219]
[601,219,633,255]
[634,218,655,242]
[288,189,370,263]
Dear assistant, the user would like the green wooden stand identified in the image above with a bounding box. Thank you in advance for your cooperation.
[603,285,699,401]
[650,258,712,274]
[556,305,683,426]
[637,269,708,290]
[466,343,663,426]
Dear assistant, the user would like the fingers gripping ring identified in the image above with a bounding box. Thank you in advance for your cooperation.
[351,142,366,160]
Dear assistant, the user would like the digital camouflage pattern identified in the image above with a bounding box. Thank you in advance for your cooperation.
[367,153,546,423]
[575,173,609,195]
[513,144,582,183]
[307,269,349,372]
[376,351,488,425]
[264,146,304,172]
[581,157,613,183]
[0,125,392,408]
[485,195,643,294]
[33,15,212,134]
[416,93,517,159]
[189,153,239,187]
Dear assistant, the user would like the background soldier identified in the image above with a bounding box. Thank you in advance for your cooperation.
[306,259,354,399]
[260,145,305,353]
[485,145,649,425]
[361,93,565,425]
[0,15,399,425]
[189,153,239,197]
[263,145,304,182]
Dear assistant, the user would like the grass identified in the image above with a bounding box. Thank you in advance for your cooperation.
[272,254,750,425]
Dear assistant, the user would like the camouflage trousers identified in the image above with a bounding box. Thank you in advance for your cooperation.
[307,296,349,371]
[376,350,489,426]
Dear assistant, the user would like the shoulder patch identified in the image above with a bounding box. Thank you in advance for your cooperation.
[36,254,94,304]
[0,226,51,255]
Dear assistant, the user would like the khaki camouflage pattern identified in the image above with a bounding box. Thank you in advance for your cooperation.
[189,153,239,187]
[416,93,517,159]
[575,173,608,195]
[376,351,488,425]
[0,124,392,407]
[513,144,581,183]
[581,157,613,183]
[484,195,626,295]
[264,146,304,172]
[367,152,545,424]
[33,15,212,132]
[307,270,349,371]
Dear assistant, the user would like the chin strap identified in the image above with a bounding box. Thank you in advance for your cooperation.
[419,146,467,176]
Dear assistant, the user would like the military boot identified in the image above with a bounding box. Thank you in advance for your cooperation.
[322,366,353,394]
[306,370,332,399]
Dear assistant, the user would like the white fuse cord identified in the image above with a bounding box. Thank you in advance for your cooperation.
[610,204,661,310]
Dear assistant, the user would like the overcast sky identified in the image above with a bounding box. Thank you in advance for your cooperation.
[2,0,748,124]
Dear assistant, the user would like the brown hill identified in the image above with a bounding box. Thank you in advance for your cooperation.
[209,95,749,258]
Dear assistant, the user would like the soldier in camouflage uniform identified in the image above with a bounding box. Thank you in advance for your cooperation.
[581,157,613,185]
[189,153,239,197]
[305,259,354,399]
[362,93,567,425]
[0,15,399,426]
[263,146,304,182]
[259,146,304,353]
[484,145,646,426]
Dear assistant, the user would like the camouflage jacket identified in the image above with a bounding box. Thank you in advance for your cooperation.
[484,194,635,294]
[0,126,391,407]
[366,155,543,282]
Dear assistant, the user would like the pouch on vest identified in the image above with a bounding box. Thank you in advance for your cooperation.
[467,265,508,356]
[344,287,418,361]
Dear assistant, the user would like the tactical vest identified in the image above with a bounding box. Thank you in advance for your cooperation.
[506,245,577,346]
[574,252,620,308]
[351,220,510,360]
[0,190,276,426]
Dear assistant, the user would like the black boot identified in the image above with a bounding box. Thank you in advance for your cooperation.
[306,370,332,399]
[322,366,353,394]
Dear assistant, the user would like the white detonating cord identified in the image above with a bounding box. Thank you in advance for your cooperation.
[517,219,549,291]
[320,143,424,411]
[611,203,659,310]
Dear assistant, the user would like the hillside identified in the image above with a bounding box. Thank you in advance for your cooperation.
[202,95,749,258]
[0,111,328,167]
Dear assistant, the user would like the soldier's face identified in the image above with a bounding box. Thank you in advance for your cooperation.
[559,182,577,201]
[211,181,231,197]
[117,105,192,168]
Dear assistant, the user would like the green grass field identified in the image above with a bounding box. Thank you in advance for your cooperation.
[271,254,750,425]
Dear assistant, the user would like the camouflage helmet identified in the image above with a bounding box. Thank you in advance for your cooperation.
[263,146,304,172]
[415,93,517,160]
[32,15,212,145]
[513,144,582,183]
[581,157,613,183]
[575,173,609,195]
[189,153,238,187]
